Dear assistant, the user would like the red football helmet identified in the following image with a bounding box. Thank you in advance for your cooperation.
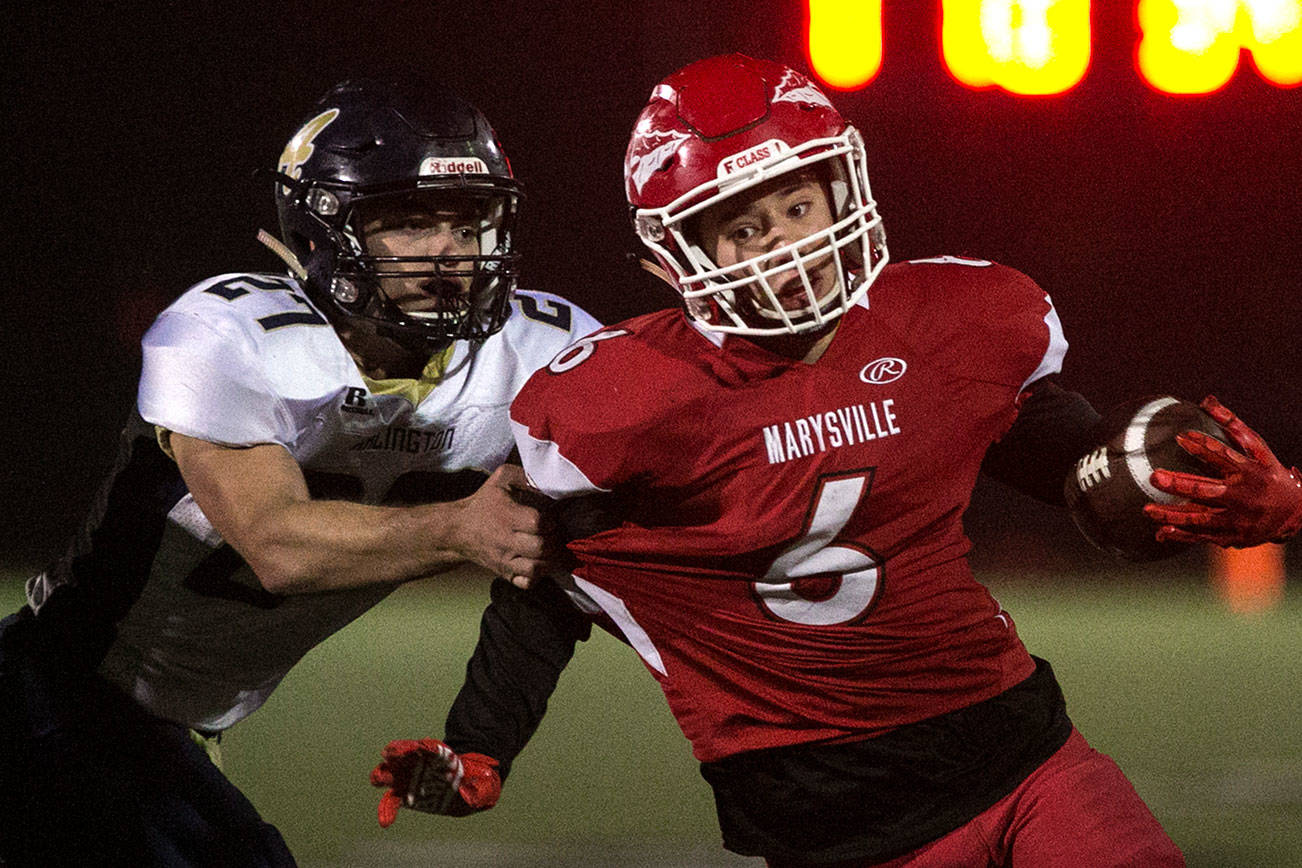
[624,54,887,336]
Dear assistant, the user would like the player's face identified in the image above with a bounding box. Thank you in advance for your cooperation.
[360,204,482,313]
[695,171,839,322]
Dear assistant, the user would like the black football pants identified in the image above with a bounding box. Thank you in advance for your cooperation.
[0,607,295,867]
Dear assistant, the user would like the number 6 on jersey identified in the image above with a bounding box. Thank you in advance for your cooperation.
[753,470,882,626]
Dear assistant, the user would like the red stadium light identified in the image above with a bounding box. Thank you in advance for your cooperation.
[805,0,884,90]
[803,0,1302,94]
[1137,0,1302,93]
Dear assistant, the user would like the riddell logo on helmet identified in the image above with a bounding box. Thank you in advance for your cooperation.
[717,139,790,178]
[420,157,489,176]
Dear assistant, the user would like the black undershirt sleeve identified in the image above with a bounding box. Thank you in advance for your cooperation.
[442,482,619,780]
[442,576,591,781]
[979,377,1102,506]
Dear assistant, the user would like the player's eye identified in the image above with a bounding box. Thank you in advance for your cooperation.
[728,224,759,245]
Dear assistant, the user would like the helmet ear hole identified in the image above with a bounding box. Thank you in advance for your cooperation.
[302,245,335,291]
[280,230,313,266]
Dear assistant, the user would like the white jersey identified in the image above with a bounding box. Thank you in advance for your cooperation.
[27,272,599,732]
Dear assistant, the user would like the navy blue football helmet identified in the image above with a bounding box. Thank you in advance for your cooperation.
[273,79,523,349]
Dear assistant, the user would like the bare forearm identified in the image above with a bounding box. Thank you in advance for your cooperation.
[170,434,548,595]
[239,498,473,594]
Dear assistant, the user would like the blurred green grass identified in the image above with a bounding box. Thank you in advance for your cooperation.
[3,570,1299,867]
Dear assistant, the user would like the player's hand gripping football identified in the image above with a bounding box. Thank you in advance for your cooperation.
[1145,396,1302,547]
[370,739,501,827]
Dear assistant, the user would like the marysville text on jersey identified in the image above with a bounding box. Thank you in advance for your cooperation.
[763,400,900,465]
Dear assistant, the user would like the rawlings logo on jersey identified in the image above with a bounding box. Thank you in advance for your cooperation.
[278,109,340,183]
[859,357,907,385]
[762,400,901,465]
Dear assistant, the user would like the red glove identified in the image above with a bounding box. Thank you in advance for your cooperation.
[369,738,501,828]
[1145,395,1302,547]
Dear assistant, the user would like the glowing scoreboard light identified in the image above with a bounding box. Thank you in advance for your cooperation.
[804,0,1302,94]
[942,0,1092,94]
[807,0,885,90]
[1138,0,1302,92]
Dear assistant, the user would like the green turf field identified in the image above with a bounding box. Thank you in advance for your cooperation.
[3,570,1299,867]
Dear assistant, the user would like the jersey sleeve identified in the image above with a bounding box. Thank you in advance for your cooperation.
[968,264,1067,391]
[510,326,665,501]
[137,307,296,448]
[510,289,603,352]
[511,373,624,499]
[898,259,1068,392]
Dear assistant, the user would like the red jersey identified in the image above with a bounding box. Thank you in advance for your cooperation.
[510,258,1068,762]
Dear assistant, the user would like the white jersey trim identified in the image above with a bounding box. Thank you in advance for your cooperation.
[510,418,611,498]
[573,575,667,676]
[1021,293,1068,391]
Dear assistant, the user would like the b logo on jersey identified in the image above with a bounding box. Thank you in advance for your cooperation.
[341,387,373,416]
[278,108,340,186]
[859,357,907,385]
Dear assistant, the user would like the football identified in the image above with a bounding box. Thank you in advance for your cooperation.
[1064,396,1231,561]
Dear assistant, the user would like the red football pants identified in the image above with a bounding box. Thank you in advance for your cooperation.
[771,728,1184,868]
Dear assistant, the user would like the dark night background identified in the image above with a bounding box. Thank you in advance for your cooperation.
[5,2,1299,575]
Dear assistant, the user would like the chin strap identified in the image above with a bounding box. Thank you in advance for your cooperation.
[257,229,308,280]
[638,257,678,290]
